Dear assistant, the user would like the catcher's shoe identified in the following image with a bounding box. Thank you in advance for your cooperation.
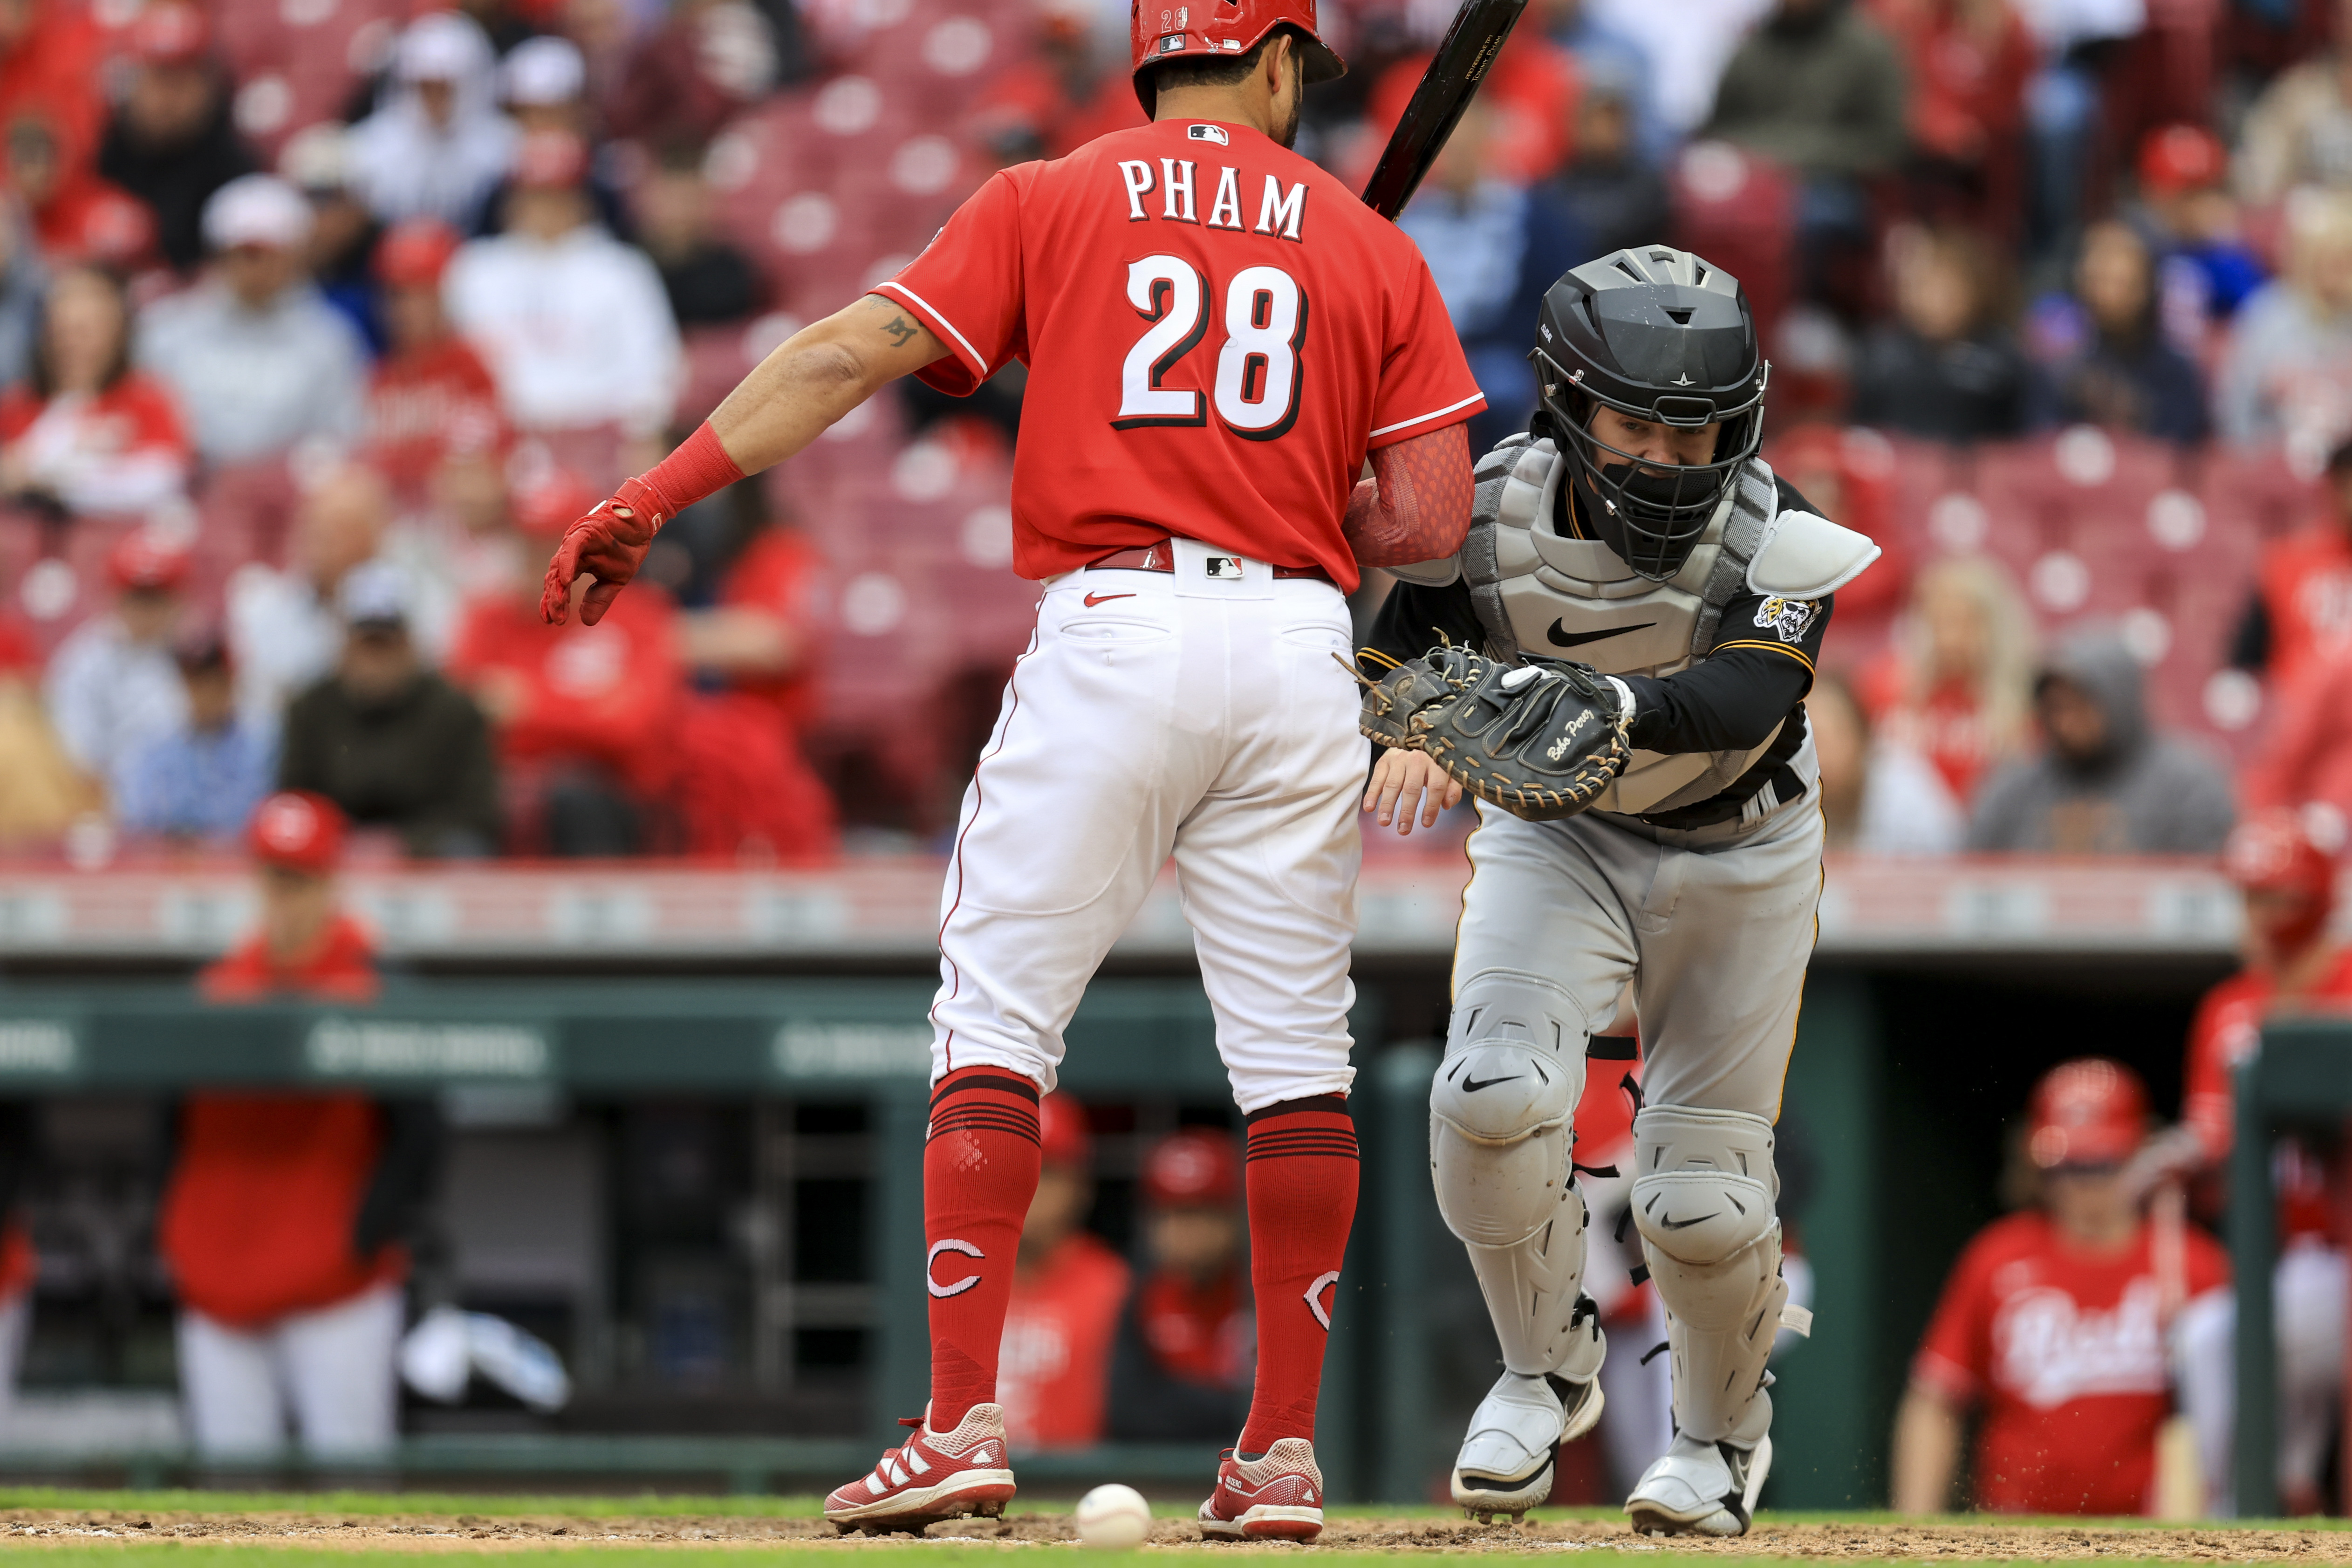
[824,1403,1016,1534]
[1624,1432,1772,1537]
[1197,1438,1326,1541]
[1450,1370,1606,1521]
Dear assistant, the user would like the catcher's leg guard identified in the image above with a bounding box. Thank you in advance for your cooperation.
[1432,972,1596,1376]
[1629,1106,1787,1449]
[1434,972,1604,1519]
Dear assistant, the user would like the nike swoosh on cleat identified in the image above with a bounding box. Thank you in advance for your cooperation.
[1459,1074,1522,1093]
[1548,619,1655,649]
[1083,592,1135,608]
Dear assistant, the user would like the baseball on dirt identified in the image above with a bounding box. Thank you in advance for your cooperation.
[1073,1483,1152,1548]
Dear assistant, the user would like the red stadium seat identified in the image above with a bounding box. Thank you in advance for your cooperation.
[1669,143,1795,358]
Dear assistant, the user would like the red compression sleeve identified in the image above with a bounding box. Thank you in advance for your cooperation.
[633,420,747,522]
[923,1067,1044,1430]
[1238,1095,1359,1454]
[1343,422,1473,568]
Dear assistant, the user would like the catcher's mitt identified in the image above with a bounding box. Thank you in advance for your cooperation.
[1360,646,1633,821]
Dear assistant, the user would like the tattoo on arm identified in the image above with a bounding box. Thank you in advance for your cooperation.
[864,298,920,347]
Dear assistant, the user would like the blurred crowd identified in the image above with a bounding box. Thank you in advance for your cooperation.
[0,0,2344,860]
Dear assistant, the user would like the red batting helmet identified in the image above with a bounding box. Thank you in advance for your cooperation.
[1039,1094,1092,1171]
[1142,1128,1241,1208]
[2225,808,2339,956]
[249,790,347,876]
[1129,0,1344,115]
[2027,1057,2147,1170]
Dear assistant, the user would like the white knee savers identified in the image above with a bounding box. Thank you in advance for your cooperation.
[1431,973,1603,1380]
[1632,1105,1789,1446]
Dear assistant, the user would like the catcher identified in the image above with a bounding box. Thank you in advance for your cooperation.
[1358,246,1877,1535]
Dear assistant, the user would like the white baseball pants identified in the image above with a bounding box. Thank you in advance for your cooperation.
[930,540,1363,1112]
[177,1280,403,1458]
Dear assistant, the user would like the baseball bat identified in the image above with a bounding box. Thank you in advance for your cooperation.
[1358,0,1530,220]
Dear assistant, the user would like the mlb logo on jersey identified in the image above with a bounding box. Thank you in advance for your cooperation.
[1189,124,1230,145]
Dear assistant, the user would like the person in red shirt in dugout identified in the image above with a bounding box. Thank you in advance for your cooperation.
[1891,1059,2230,1516]
[2143,809,2352,1514]
[161,791,439,1458]
[992,1096,1129,1451]
[1107,1128,1252,1442]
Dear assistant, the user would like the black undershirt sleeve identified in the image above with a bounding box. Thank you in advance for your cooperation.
[1360,577,1484,675]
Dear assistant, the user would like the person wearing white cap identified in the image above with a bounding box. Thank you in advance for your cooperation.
[345,12,517,228]
[135,173,367,464]
[462,33,631,240]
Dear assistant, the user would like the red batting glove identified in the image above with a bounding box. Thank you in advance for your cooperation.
[540,476,667,627]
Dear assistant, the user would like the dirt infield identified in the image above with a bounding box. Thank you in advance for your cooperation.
[3,1506,2352,1558]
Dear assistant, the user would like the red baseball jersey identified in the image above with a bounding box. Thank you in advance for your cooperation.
[996,1230,1131,1449]
[2181,951,2352,1237]
[2255,526,2352,692]
[1912,1211,2228,1515]
[1135,1262,1251,1386]
[168,913,402,1325]
[874,118,1484,593]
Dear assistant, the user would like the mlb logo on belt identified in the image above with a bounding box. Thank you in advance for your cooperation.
[1204,556,1244,579]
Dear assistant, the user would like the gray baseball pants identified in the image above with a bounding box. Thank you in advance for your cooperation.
[1449,789,1826,1120]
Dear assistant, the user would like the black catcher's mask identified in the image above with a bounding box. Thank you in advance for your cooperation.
[1529,246,1767,582]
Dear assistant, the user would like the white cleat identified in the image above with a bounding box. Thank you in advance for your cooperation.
[1449,1371,1606,1521]
[1624,1432,1771,1537]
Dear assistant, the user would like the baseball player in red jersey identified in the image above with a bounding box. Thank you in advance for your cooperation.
[1892,1061,2229,1516]
[2145,810,2352,1513]
[537,0,1483,1538]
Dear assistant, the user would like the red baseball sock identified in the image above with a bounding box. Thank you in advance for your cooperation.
[923,1066,1043,1431]
[1238,1095,1359,1455]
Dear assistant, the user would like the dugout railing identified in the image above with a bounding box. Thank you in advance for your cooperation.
[0,971,1940,1506]
[2229,1017,2352,1520]
[0,979,1381,1499]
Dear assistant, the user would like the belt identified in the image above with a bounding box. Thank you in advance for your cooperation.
[1085,541,1334,584]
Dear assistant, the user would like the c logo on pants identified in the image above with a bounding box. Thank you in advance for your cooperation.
[1305,1269,1340,1330]
[928,1239,985,1298]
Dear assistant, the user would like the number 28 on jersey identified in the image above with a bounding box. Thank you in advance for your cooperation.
[1114,156,1311,441]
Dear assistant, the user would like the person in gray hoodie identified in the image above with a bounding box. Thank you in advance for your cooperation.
[1967,625,2236,855]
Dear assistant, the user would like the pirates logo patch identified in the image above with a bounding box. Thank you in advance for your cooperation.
[1754,596,1819,643]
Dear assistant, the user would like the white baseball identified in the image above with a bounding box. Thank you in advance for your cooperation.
[1073,1483,1152,1548]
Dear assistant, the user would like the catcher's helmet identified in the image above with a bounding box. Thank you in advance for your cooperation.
[1531,245,1767,582]
[1129,0,1344,115]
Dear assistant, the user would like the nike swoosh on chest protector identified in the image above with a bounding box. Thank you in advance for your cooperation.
[1547,619,1656,649]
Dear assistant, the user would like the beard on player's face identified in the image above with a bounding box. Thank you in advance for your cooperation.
[1272,41,1302,147]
